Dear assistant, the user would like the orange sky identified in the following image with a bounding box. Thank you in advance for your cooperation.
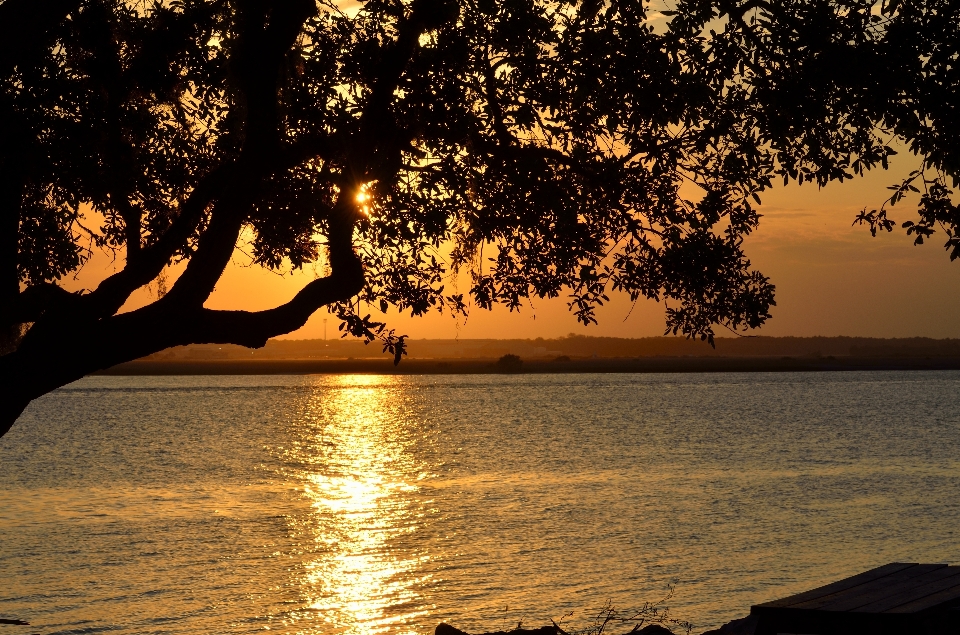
[63,156,960,340]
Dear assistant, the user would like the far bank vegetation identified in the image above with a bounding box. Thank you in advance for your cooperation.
[139,335,960,362]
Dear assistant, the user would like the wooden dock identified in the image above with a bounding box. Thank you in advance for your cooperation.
[751,563,960,634]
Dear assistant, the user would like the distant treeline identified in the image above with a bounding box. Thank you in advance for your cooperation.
[141,335,960,361]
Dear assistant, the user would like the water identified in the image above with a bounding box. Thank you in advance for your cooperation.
[2,372,960,635]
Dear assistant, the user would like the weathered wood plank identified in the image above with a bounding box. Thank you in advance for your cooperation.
[752,563,960,635]
[808,564,950,612]
[884,581,960,614]
[752,563,916,610]
[853,566,960,614]
[780,564,947,610]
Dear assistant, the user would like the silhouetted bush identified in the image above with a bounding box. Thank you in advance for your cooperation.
[495,354,523,373]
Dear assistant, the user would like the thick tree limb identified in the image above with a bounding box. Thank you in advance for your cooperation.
[0,0,441,438]
[160,0,317,308]
[16,0,331,329]
[157,182,250,308]
[79,163,235,318]
[0,283,79,327]
[133,0,439,314]
[347,0,458,180]
[0,0,82,336]
[234,0,316,154]
[161,256,364,348]
[0,206,362,438]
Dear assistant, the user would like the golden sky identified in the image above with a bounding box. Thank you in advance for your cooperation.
[63,156,960,341]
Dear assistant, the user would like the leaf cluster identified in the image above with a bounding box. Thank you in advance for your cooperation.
[8,0,958,345]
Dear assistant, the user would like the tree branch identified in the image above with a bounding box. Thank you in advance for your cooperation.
[85,1,144,265]
[347,0,458,181]
[234,0,317,156]
[0,0,83,74]
[156,181,249,308]
[174,255,364,347]
[156,189,361,346]
[62,0,329,322]
[78,162,234,318]
[158,0,318,309]
[480,46,514,145]
[2,0,436,430]
[0,283,80,327]
[0,210,363,437]
[140,194,360,348]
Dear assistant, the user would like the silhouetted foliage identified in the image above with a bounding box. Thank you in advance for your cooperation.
[495,353,523,372]
[2,0,958,434]
[437,588,693,634]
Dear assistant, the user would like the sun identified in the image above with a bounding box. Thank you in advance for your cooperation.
[355,184,373,215]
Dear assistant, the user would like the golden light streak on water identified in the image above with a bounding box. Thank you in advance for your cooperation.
[295,376,433,635]
[6,373,960,634]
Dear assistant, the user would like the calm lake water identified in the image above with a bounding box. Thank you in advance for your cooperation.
[2,372,960,634]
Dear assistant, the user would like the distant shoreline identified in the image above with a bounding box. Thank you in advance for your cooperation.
[93,356,960,376]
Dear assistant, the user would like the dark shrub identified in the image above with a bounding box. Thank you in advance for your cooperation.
[495,354,523,373]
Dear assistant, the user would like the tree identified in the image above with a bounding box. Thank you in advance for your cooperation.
[1,0,956,437]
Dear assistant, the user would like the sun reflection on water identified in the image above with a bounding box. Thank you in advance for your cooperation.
[289,375,434,635]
